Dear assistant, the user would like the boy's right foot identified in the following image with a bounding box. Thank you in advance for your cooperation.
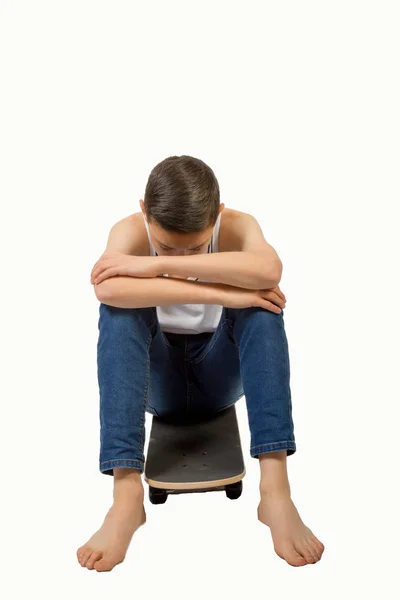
[77,481,146,572]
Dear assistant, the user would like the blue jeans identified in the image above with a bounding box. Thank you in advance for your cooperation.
[97,303,296,476]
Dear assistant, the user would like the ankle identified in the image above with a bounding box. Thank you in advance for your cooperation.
[259,484,291,498]
[112,489,145,510]
[113,469,145,501]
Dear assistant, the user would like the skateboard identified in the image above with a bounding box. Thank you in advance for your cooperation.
[144,404,246,504]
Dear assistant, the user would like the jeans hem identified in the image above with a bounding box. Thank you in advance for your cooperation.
[100,458,144,476]
[250,441,296,458]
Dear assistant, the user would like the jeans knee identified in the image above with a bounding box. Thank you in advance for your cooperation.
[99,303,156,333]
[233,305,284,324]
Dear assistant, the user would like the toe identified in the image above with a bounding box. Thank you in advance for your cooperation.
[311,538,325,559]
[94,556,116,572]
[286,549,308,567]
[275,542,307,567]
[314,537,325,553]
[86,551,103,570]
[304,530,324,562]
[294,538,318,564]
[77,548,88,565]
[81,549,93,567]
[306,540,320,563]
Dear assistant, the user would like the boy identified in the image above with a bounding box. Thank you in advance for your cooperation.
[77,155,324,572]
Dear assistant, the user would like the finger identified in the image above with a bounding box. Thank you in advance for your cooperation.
[273,292,286,307]
[94,272,106,284]
[91,266,101,280]
[262,286,285,302]
[94,269,110,284]
[258,299,282,314]
[274,287,286,301]
[94,268,118,284]
[261,291,286,308]
[91,261,101,280]
[91,260,110,282]
[91,267,100,282]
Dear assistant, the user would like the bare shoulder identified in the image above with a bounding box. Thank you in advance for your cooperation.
[119,208,244,255]
[105,212,150,255]
[109,207,254,255]
[219,207,257,252]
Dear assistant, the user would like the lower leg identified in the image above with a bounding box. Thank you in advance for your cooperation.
[259,449,291,495]
[78,305,156,572]
[77,468,146,572]
[257,451,325,566]
[226,308,325,565]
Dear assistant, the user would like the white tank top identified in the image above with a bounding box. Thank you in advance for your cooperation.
[142,212,223,334]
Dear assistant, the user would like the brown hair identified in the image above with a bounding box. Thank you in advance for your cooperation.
[143,155,220,233]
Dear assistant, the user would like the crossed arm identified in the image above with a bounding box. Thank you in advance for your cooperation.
[154,211,282,289]
[153,251,282,290]
[93,212,283,307]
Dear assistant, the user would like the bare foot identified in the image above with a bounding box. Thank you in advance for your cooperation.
[77,488,146,572]
[257,490,325,566]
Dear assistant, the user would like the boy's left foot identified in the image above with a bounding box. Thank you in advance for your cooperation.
[257,490,325,566]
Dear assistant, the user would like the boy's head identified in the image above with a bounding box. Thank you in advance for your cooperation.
[140,155,224,256]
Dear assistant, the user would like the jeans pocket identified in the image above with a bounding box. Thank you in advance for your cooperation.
[161,331,173,347]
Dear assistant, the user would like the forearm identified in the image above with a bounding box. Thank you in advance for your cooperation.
[157,252,281,290]
[95,275,227,309]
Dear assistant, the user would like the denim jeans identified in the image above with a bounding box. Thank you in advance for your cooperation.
[97,303,296,476]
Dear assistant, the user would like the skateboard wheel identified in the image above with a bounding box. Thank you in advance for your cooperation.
[149,486,168,504]
[225,480,243,500]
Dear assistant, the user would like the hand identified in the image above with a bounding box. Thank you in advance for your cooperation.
[90,251,158,285]
[222,284,287,313]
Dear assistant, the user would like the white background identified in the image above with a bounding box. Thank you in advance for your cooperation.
[1,0,399,597]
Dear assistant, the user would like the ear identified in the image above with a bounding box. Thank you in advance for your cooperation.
[139,199,147,222]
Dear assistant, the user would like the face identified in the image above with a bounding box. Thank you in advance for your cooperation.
[140,200,224,256]
[146,220,213,256]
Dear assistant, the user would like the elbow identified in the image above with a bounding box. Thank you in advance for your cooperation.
[261,261,282,289]
[273,260,283,285]
[94,281,112,303]
[93,276,130,304]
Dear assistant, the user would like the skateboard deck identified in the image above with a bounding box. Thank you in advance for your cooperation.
[144,405,245,503]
